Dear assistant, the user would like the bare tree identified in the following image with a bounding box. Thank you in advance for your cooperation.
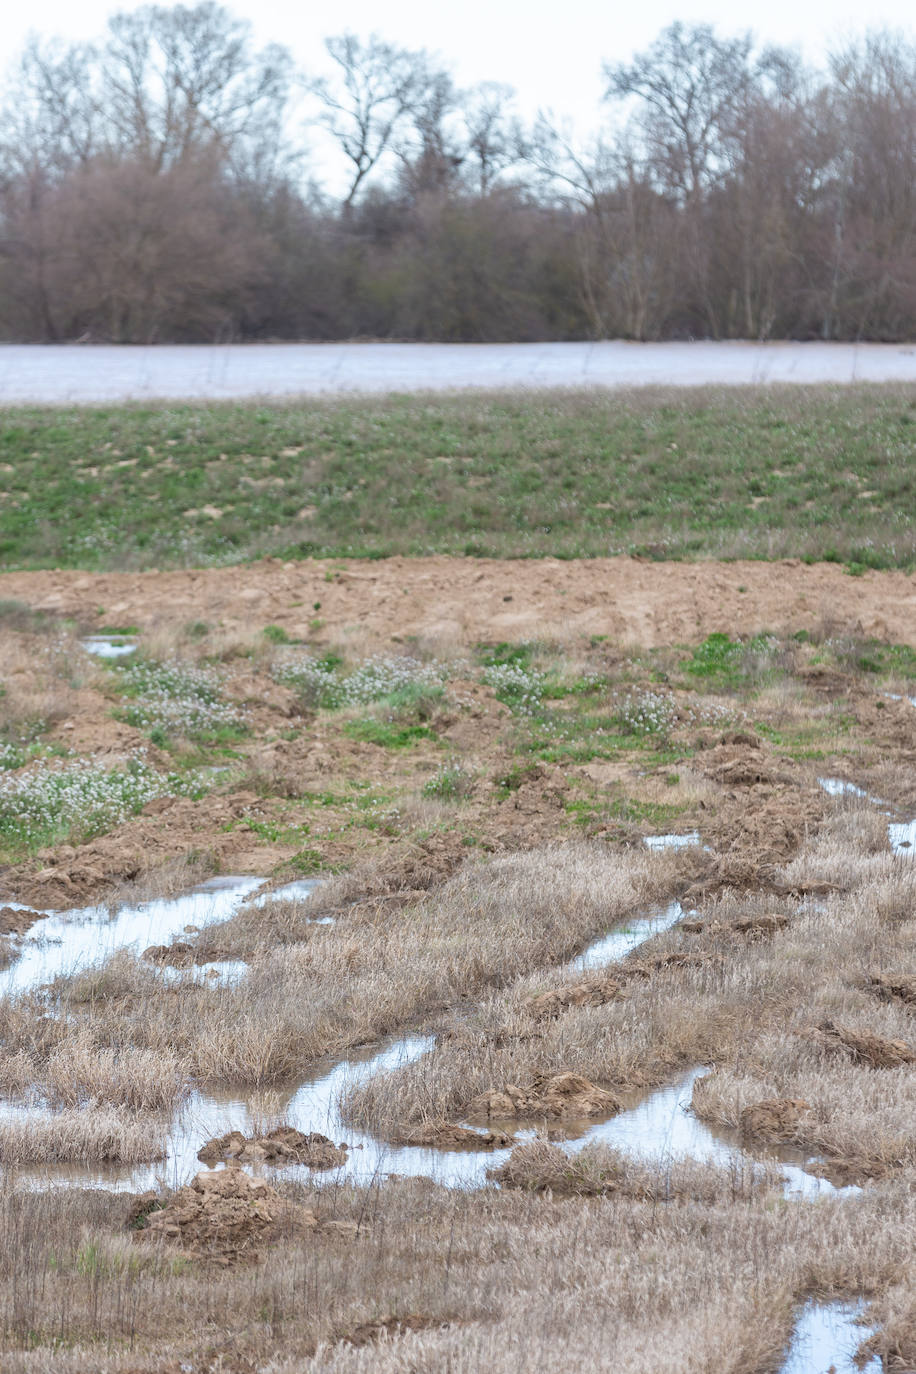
[604,23,754,202]
[0,38,99,180]
[308,34,431,209]
[461,83,522,195]
[101,3,292,175]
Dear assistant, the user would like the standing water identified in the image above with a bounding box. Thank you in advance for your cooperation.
[780,1300,879,1374]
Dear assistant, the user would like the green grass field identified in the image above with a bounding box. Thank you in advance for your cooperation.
[1,385,914,570]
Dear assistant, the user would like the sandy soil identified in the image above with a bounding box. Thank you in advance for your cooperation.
[3,340,916,402]
[4,556,915,648]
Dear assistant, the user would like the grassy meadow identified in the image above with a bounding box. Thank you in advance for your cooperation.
[0,385,914,570]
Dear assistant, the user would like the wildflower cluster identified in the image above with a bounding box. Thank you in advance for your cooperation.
[613,690,679,737]
[422,762,475,800]
[682,698,738,727]
[0,742,26,770]
[118,659,243,740]
[0,756,204,850]
[482,663,545,714]
[274,653,452,710]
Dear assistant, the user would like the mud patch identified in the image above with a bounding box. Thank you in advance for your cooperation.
[704,737,785,787]
[339,1313,455,1348]
[0,904,43,935]
[197,1127,348,1170]
[139,1166,351,1261]
[811,1020,916,1068]
[739,1097,813,1146]
[866,972,916,1005]
[529,950,706,1020]
[393,1123,514,1150]
[469,1072,619,1122]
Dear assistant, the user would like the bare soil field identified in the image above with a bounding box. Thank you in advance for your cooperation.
[3,554,916,649]
[0,558,915,1371]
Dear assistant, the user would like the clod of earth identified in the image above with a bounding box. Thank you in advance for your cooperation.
[704,745,785,787]
[866,973,916,1006]
[197,1127,348,1170]
[0,904,41,935]
[469,1072,619,1121]
[143,941,195,968]
[392,1122,514,1150]
[136,1166,356,1261]
[339,1314,454,1348]
[810,1020,916,1069]
[528,951,706,1020]
[681,913,789,939]
[739,1097,813,1145]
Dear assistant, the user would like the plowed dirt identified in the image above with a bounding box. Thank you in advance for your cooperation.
[4,555,916,649]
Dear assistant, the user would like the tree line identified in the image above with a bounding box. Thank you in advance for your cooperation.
[1,5,915,343]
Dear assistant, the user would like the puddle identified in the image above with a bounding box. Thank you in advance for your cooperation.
[0,876,268,996]
[780,1300,879,1374]
[818,777,915,856]
[817,778,868,799]
[644,833,700,851]
[80,637,137,659]
[584,1068,852,1202]
[158,959,249,987]
[247,879,334,923]
[889,819,915,855]
[572,901,684,971]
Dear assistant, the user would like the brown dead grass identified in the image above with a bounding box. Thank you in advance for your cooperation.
[0,843,677,1102]
[0,1108,165,1165]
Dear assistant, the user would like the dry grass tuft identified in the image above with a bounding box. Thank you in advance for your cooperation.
[0,1107,165,1165]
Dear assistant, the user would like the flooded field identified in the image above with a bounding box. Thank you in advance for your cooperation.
[3,340,916,403]
[1,576,915,1370]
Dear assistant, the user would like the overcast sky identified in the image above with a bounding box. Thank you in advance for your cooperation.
[3,0,914,191]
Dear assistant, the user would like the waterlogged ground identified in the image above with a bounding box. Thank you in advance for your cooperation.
[0,580,915,1369]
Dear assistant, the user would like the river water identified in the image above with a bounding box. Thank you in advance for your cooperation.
[2,341,916,403]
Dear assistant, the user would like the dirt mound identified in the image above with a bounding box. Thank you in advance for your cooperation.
[528,951,705,1020]
[867,973,916,1006]
[487,1140,627,1196]
[371,832,470,893]
[143,941,195,968]
[734,913,790,937]
[739,1097,813,1145]
[393,1122,514,1150]
[0,905,41,935]
[811,1020,916,1068]
[704,738,784,787]
[680,852,780,902]
[339,1313,454,1348]
[137,1166,354,1261]
[682,913,789,939]
[469,1072,619,1122]
[197,1127,348,1170]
